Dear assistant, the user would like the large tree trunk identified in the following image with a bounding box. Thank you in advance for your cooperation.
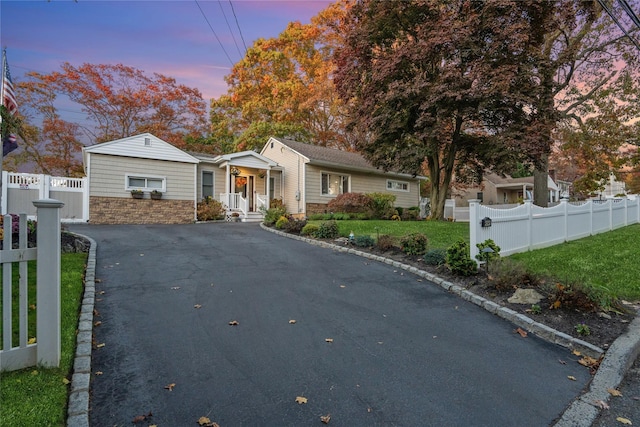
[429,181,447,220]
[533,153,549,207]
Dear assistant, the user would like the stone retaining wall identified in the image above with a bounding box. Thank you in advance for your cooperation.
[89,196,193,224]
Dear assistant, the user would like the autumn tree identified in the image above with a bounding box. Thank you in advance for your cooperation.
[210,1,353,151]
[334,0,545,219]
[23,63,208,148]
[511,1,640,206]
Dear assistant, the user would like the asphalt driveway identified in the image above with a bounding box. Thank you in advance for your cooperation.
[69,223,591,426]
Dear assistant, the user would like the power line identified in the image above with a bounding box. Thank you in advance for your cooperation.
[597,0,640,51]
[194,0,235,67]
[229,1,248,55]
[218,1,243,61]
[618,0,640,31]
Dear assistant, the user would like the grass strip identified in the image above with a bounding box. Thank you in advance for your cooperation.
[0,252,87,427]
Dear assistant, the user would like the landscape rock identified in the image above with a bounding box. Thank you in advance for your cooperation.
[508,288,544,305]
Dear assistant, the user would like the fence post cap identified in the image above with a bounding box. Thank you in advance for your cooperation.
[32,199,65,209]
[468,199,480,205]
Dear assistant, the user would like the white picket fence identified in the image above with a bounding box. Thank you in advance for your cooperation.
[1,171,88,223]
[1,201,64,371]
[469,198,640,262]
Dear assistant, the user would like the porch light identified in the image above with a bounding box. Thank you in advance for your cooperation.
[481,217,492,228]
[481,247,495,273]
[231,167,240,176]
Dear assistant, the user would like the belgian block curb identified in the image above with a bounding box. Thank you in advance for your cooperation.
[260,223,640,427]
[66,233,97,427]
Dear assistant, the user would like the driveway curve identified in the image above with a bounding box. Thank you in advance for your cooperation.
[69,223,591,426]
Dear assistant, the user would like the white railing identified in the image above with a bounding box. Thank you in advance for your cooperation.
[469,198,640,261]
[219,193,247,216]
[1,201,64,371]
[1,171,88,222]
[256,194,268,212]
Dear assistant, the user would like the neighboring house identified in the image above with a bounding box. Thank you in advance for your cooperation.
[591,172,627,199]
[453,172,560,207]
[82,133,424,224]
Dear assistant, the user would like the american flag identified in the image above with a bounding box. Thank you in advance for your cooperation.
[2,50,18,115]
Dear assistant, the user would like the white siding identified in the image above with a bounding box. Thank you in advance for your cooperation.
[89,153,194,200]
[84,133,199,164]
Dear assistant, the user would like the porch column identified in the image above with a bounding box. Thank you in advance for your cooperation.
[225,164,230,195]
[266,169,270,209]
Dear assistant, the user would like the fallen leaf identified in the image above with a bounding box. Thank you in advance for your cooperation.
[171,286,181,290]
[594,400,609,410]
[140,253,144,256]
[150,425,158,427]
[616,417,632,425]
[608,388,623,397]
[320,414,331,424]
[559,359,567,365]
[295,396,308,404]
[62,377,70,384]
[289,319,297,324]
[339,285,346,288]
[197,416,211,426]
[568,376,577,381]
[94,321,102,327]
[367,408,372,413]
[96,343,105,348]
[28,337,36,345]
[29,304,36,310]
[572,350,582,356]
[164,383,176,391]
[99,290,105,295]
[229,320,239,326]
[132,412,153,423]
[579,356,600,369]
[194,304,202,309]
[514,328,528,338]
[95,278,102,283]
[95,371,103,376]
[325,338,334,343]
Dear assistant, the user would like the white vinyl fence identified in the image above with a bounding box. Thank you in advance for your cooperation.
[1,171,88,223]
[1,200,64,371]
[469,198,640,262]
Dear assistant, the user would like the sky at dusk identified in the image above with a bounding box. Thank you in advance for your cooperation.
[1,0,333,109]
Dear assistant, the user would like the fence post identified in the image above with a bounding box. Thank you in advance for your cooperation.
[468,199,479,263]
[561,198,568,242]
[82,177,90,222]
[525,200,533,251]
[1,170,8,215]
[33,198,64,367]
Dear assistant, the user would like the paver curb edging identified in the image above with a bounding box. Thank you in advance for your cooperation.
[553,315,640,427]
[66,233,97,427]
[259,224,606,358]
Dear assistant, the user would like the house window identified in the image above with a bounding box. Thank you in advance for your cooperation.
[269,177,275,201]
[202,171,214,199]
[321,172,349,196]
[477,192,483,202]
[386,180,409,192]
[126,174,166,192]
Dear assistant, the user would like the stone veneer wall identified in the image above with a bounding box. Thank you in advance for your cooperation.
[89,196,194,224]
[305,202,330,215]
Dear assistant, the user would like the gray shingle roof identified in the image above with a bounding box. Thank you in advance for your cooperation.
[275,138,379,171]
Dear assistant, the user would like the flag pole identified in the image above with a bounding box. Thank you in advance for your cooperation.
[1,48,6,213]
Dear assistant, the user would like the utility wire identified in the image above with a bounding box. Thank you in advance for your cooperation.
[618,0,640,31]
[194,0,235,67]
[229,1,248,55]
[597,0,640,51]
[218,1,243,60]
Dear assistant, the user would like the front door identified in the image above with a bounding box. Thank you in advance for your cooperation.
[234,175,254,211]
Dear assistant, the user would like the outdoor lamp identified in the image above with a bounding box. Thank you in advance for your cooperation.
[481,217,492,227]
[481,247,495,273]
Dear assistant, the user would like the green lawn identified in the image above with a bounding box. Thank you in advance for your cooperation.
[310,219,640,301]
[0,253,87,427]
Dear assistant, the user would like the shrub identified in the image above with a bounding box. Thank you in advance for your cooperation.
[307,213,325,221]
[353,235,375,247]
[270,198,285,209]
[275,216,289,229]
[196,197,225,221]
[332,213,351,220]
[446,239,477,276]
[489,258,539,293]
[316,220,339,239]
[548,282,598,312]
[284,218,307,234]
[367,192,396,219]
[327,192,373,214]
[304,224,320,237]
[423,249,447,266]
[264,206,287,226]
[475,239,501,263]
[354,212,371,220]
[376,234,397,251]
[400,232,429,255]
[401,207,421,221]
[301,223,320,237]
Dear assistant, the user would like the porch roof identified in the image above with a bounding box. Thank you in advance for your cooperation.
[191,150,279,169]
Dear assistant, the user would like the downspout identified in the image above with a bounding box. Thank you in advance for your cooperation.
[193,164,198,222]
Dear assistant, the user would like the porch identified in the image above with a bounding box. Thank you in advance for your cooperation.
[219,192,268,222]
